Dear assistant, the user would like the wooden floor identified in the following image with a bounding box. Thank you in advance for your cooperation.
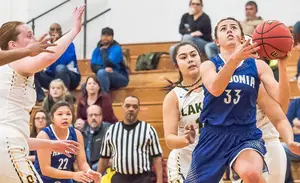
[32,41,300,181]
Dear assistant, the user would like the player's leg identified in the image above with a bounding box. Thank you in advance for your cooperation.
[264,140,286,183]
[233,149,266,183]
[0,125,42,183]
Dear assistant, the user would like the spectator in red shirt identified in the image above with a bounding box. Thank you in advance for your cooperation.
[75,75,117,131]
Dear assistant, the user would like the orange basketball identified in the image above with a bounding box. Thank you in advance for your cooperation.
[252,20,293,60]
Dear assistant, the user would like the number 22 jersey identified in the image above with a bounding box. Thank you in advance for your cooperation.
[34,125,78,183]
[200,54,260,126]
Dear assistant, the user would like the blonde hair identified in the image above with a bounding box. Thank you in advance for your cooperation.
[49,79,69,100]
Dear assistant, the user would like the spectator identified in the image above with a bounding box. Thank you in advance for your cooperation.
[293,21,300,78]
[97,96,163,183]
[170,0,212,57]
[28,109,48,162]
[283,76,300,183]
[240,1,263,36]
[90,27,129,94]
[35,23,81,102]
[42,79,75,115]
[82,105,111,171]
[75,76,117,131]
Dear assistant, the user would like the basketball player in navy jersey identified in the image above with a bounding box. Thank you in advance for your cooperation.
[34,101,101,183]
[185,17,300,183]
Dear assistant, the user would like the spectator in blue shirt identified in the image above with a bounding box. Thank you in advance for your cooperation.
[90,27,129,94]
[34,23,81,102]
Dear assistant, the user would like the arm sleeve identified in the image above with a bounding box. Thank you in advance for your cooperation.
[149,126,162,157]
[100,128,112,158]
[179,13,190,35]
[100,45,123,68]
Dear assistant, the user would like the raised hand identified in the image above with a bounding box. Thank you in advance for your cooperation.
[288,141,300,155]
[229,36,260,62]
[26,33,56,56]
[184,124,196,145]
[72,5,85,34]
[50,140,80,158]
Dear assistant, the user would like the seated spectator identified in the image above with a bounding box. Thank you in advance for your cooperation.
[42,79,75,115]
[90,27,129,94]
[75,76,117,131]
[283,76,300,183]
[241,1,263,36]
[293,21,300,78]
[171,0,212,56]
[82,105,111,171]
[35,23,81,102]
[28,109,48,162]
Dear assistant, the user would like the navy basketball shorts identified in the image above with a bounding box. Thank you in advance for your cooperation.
[185,123,268,183]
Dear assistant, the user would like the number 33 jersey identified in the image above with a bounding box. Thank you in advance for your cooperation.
[34,125,78,183]
[200,54,260,126]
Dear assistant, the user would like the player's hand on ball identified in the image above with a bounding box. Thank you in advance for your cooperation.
[87,169,102,183]
[184,124,196,145]
[229,36,260,62]
[26,33,56,56]
[72,5,85,34]
[288,141,300,155]
[50,140,80,157]
[73,171,94,183]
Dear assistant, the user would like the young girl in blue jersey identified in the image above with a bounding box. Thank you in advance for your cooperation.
[34,101,101,183]
[185,17,299,183]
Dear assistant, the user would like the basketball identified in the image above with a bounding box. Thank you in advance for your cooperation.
[252,20,293,60]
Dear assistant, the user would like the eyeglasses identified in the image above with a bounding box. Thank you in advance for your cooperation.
[88,114,101,118]
[50,28,61,31]
[35,117,46,120]
[191,3,201,6]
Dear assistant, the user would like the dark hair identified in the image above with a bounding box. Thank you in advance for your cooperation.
[0,21,24,50]
[101,27,114,36]
[84,75,101,97]
[30,109,48,138]
[50,101,75,124]
[214,17,245,40]
[164,42,201,91]
[124,96,140,106]
[246,1,258,12]
[189,0,203,6]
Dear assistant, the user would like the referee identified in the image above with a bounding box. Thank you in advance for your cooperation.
[97,96,163,183]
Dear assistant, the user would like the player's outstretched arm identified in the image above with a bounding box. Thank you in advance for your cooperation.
[201,38,259,96]
[257,55,290,113]
[0,34,56,66]
[10,5,85,76]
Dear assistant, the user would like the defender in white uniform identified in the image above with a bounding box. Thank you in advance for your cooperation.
[0,6,84,182]
[163,42,223,183]
[167,87,204,182]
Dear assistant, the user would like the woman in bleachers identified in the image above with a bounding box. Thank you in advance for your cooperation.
[34,101,101,183]
[75,76,117,131]
[28,109,49,162]
[42,79,75,115]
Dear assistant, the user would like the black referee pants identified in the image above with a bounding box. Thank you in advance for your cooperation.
[111,172,152,183]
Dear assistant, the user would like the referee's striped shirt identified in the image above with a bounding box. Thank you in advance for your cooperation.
[100,120,162,175]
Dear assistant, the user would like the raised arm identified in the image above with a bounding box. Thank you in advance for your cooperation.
[0,34,55,66]
[201,39,259,96]
[257,56,290,113]
[10,5,85,76]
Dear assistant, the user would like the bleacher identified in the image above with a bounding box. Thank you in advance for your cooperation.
[31,41,300,182]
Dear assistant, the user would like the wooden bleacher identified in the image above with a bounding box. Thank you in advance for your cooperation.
[31,41,300,182]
